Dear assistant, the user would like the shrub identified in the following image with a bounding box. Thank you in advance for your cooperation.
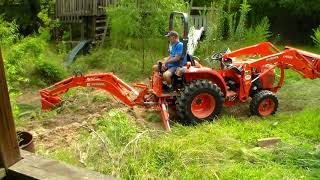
[4,36,47,87]
[0,17,18,46]
[200,2,225,57]
[74,47,162,82]
[244,17,271,45]
[234,0,251,40]
[32,58,67,86]
[197,0,271,58]
[311,26,320,48]
[108,0,187,47]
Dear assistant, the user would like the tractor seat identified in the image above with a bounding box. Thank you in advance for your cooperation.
[174,54,197,79]
[185,54,196,66]
[228,64,243,75]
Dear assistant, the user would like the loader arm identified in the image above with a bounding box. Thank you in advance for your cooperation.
[40,73,148,110]
[249,48,320,79]
[226,43,320,99]
[225,42,320,79]
[224,42,281,59]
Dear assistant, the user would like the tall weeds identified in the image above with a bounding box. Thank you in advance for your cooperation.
[234,0,251,40]
[198,0,271,57]
[311,26,320,48]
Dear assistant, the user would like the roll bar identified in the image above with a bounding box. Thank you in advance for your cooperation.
[169,12,189,62]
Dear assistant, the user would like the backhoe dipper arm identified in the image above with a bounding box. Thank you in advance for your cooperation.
[40,73,148,110]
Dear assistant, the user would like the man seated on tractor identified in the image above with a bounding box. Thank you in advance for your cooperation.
[153,31,187,91]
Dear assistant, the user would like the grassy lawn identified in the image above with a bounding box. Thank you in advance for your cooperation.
[36,107,320,179]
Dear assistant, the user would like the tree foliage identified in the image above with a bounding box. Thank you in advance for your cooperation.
[188,0,320,43]
[108,0,187,41]
[311,26,320,48]
[198,0,271,58]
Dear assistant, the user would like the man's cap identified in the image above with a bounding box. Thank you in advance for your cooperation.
[165,31,179,37]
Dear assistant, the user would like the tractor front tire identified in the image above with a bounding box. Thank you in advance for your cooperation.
[176,80,224,125]
[250,90,278,117]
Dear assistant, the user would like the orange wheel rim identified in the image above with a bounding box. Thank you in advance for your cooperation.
[191,93,215,119]
[258,99,275,117]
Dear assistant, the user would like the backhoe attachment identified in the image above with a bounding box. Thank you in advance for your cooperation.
[40,73,148,110]
[40,73,172,131]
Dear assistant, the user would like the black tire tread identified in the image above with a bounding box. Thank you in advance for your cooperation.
[176,79,225,124]
[250,90,279,116]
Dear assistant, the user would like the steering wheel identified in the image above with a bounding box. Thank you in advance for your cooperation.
[205,52,224,66]
[211,52,223,62]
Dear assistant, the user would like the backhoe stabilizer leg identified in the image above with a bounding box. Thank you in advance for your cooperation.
[159,98,171,131]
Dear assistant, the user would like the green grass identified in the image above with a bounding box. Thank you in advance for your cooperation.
[37,106,320,179]
[70,39,168,82]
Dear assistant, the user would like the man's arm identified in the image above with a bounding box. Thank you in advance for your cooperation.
[165,43,183,65]
[164,54,181,65]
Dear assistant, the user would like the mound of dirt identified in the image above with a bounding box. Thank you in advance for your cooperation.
[17,88,162,151]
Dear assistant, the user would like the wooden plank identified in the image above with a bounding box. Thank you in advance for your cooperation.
[0,168,5,179]
[0,48,21,169]
[93,0,97,15]
[83,0,86,15]
[203,16,207,30]
[79,0,83,15]
[8,150,116,180]
[191,15,208,30]
[56,0,58,17]
[191,6,213,11]
[72,0,74,15]
[81,22,85,40]
[257,137,281,148]
[56,0,117,18]
[196,16,200,28]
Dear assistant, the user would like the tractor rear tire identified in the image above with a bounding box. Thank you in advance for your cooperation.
[250,90,278,117]
[176,79,224,125]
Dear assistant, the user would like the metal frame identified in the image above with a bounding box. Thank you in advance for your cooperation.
[169,12,189,62]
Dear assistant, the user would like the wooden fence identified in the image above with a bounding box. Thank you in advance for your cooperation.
[56,0,116,17]
[191,15,208,31]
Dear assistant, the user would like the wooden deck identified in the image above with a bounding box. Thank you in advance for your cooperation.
[8,150,116,180]
[56,0,116,18]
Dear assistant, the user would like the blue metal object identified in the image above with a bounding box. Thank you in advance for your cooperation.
[64,40,91,66]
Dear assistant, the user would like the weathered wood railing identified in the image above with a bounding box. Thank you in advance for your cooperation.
[56,0,116,17]
[191,15,208,31]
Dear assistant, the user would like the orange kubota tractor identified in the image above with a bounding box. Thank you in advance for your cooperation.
[40,12,320,131]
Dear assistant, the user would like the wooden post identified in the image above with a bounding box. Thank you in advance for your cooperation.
[81,21,85,40]
[69,24,72,42]
[0,48,21,169]
[92,16,96,40]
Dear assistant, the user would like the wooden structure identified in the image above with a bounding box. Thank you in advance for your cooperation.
[56,0,117,43]
[191,15,208,31]
[0,48,21,175]
[0,48,114,179]
[190,6,210,31]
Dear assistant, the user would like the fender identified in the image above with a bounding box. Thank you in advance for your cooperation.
[183,67,227,97]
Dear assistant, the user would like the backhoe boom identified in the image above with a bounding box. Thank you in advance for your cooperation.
[40,73,148,110]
